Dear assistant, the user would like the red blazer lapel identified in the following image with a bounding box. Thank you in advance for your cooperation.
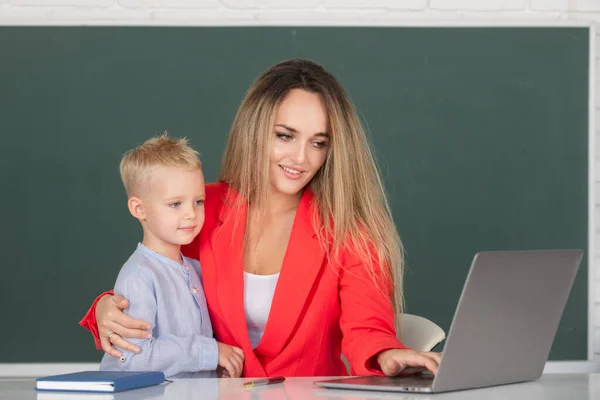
[208,189,255,352]
[255,189,325,359]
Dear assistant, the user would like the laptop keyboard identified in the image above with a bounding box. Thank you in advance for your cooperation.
[350,375,434,388]
[396,375,434,388]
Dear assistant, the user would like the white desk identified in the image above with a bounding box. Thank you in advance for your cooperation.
[1,374,598,400]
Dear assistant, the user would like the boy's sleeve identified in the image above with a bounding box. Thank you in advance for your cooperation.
[79,290,114,350]
[110,267,218,377]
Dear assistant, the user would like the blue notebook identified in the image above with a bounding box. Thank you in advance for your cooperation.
[35,371,165,393]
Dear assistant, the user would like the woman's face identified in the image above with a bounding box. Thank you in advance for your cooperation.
[268,89,330,199]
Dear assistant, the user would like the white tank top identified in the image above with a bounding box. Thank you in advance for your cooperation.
[243,271,280,349]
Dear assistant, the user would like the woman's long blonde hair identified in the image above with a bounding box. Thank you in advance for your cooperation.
[218,59,405,324]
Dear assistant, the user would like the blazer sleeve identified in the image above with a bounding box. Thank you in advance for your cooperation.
[79,290,114,350]
[338,255,407,376]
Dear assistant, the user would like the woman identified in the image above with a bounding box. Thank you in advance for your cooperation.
[81,59,441,377]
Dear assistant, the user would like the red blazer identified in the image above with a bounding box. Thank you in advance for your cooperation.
[81,182,406,377]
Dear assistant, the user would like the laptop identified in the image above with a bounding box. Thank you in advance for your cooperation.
[315,250,583,393]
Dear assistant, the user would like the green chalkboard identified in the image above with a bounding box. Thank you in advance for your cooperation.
[0,26,589,362]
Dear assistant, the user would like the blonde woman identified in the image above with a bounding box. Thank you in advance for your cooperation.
[81,59,441,377]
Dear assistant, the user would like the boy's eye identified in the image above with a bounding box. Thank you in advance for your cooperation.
[169,202,181,208]
[276,132,293,141]
[195,199,204,206]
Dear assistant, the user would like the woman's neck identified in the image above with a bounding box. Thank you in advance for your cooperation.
[264,187,303,218]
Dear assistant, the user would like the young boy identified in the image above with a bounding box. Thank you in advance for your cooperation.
[99,134,244,378]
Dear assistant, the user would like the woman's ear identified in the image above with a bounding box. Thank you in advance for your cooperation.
[128,197,146,220]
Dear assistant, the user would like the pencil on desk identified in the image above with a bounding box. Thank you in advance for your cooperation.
[242,377,286,388]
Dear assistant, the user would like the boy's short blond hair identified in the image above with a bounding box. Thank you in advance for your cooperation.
[120,133,202,197]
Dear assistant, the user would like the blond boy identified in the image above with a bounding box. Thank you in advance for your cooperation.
[100,134,244,378]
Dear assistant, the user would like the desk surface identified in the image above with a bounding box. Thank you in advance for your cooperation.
[1,374,599,400]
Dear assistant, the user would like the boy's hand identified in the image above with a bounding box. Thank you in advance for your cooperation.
[217,342,244,378]
[216,366,231,378]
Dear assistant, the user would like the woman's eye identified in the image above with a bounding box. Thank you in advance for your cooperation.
[312,141,327,149]
[169,202,181,208]
[195,200,204,206]
[276,132,293,141]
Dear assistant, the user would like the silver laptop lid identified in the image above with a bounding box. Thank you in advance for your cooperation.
[432,250,582,392]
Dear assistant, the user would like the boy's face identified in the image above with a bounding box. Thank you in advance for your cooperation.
[137,166,205,252]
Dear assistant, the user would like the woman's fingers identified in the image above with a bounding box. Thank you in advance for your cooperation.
[109,332,142,354]
[379,349,440,376]
[100,336,122,358]
[406,352,439,374]
[99,306,151,339]
[112,309,152,331]
[99,324,142,355]
[101,320,144,341]
[412,352,441,373]
[424,351,442,365]
[381,358,402,376]
[99,294,151,331]
[111,295,129,309]
[96,294,150,359]
[107,318,151,339]
[99,321,146,356]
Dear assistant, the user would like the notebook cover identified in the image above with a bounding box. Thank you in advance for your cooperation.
[35,371,165,393]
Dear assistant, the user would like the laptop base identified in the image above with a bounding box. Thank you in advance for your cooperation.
[315,376,434,393]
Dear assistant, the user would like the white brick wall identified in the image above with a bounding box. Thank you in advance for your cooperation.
[11,0,114,6]
[0,0,598,362]
[323,0,427,9]
[223,0,322,8]
[429,0,527,11]
[118,0,219,7]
